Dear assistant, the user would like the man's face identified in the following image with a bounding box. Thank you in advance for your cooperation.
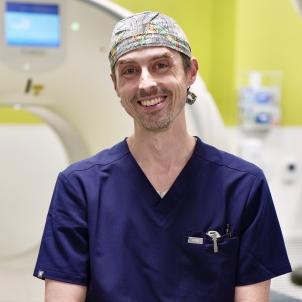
[112,47,197,132]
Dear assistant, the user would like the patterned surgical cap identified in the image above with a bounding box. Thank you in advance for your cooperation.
[108,11,192,69]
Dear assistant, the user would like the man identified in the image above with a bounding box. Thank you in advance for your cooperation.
[34,12,291,302]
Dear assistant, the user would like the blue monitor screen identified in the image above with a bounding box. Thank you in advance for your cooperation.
[5,2,60,47]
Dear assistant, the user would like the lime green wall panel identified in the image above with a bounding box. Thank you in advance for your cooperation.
[210,0,237,125]
[236,0,302,125]
[0,107,42,124]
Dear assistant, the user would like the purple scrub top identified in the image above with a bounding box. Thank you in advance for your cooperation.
[34,137,291,301]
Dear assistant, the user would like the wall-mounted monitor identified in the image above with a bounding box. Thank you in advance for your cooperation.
[0,0,66,72]
[5,2,60,48]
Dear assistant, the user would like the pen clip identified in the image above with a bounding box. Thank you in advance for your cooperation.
[225,224,232,238]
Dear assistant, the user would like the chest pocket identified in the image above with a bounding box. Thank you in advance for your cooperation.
[184,230,239,260]
[181,230,239,298]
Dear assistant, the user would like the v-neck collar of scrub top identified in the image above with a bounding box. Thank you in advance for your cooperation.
[121,136,202,229]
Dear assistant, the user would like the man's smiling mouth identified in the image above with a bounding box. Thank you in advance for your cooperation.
[139,96,166,107]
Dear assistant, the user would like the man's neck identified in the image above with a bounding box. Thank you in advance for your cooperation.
[127,120,195,169]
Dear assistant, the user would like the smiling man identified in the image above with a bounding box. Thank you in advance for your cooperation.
[34,12,291,302]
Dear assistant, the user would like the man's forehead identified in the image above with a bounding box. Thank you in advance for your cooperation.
[116,47,179,66]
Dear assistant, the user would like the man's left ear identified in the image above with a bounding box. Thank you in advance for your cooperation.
[187,58,199,85]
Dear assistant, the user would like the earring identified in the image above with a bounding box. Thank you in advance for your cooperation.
[186,90,197,105]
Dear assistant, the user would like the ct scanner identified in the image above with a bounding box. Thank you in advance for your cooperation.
[0,0,228,300]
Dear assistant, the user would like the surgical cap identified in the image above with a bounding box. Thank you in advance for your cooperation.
[108,11,192,68]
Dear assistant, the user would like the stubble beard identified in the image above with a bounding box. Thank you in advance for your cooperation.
[140,114,171,132]
[137,96,186,133]
[136,95,174,132]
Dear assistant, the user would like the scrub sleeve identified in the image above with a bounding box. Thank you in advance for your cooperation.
[33,173,89,285]
[236,171,291,285]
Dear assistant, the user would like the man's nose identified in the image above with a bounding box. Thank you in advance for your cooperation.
[138,68,156,91]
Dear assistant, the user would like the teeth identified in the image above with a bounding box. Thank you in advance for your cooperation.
[141,97,163,107]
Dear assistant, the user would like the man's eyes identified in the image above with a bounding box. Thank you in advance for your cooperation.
[119,60,171,77]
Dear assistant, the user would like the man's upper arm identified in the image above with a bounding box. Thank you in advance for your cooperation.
[45,279,87,302]
[235,280,271,302]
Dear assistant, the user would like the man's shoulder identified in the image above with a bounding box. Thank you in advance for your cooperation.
[62,139,130,177]
[196,138,262,178]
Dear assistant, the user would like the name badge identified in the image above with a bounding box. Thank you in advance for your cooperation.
[188,236,204,245]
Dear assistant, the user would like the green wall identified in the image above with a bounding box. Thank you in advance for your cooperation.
[0,107,42,124]
[235,0,302,125]
[211,0,237,125]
